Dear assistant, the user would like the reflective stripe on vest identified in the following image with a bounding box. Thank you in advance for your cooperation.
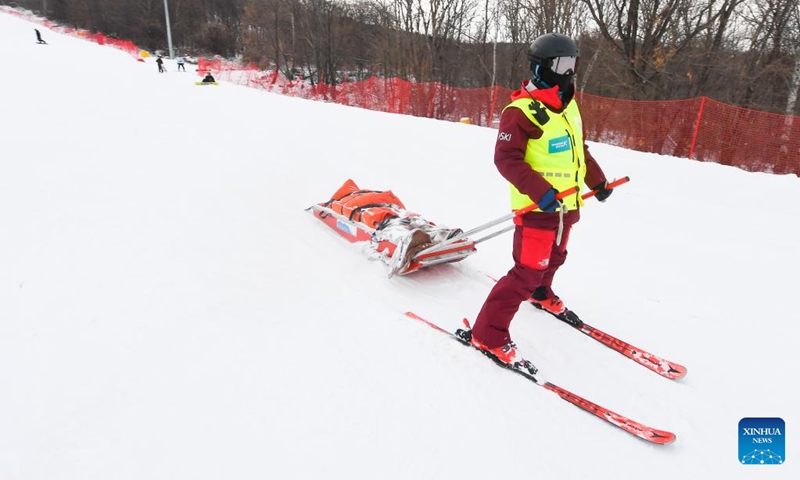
[504,97,587,211]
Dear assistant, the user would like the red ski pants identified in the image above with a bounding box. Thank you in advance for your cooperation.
[472,224,571,349]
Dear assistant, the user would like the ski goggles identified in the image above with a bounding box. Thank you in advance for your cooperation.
[550,56,578,75]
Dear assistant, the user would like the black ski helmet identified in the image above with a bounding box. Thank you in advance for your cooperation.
[528,33,579,90]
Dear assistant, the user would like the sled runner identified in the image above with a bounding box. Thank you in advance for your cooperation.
[308,179,477,277]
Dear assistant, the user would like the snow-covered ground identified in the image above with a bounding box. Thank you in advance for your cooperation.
[1,9,798,479]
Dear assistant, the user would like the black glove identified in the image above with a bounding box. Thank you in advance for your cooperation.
[592,181,613,202]
[537,188,560,213]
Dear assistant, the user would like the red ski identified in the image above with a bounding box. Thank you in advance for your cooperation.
[525,298,687,380]
[404,311,677,445]
[566,317,687,380]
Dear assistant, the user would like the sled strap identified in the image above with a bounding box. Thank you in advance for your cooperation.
[555,203,566,246]
[320,189,385,208]
[348,203,401,223]
[375,215,403,231]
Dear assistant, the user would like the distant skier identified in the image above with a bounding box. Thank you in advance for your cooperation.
[201,72,216,83]
[35,29,47,44]
[177,56,186,72]
[156,56,165,73]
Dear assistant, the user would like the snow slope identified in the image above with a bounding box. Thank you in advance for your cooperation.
[1,9,798,479]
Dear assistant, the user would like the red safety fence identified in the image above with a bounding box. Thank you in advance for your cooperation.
[577,94,800,175]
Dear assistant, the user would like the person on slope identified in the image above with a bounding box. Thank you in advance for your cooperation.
[459,33,616,371]
[35,29,47,44]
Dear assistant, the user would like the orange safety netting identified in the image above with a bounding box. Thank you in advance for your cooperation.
[577,94,800,175]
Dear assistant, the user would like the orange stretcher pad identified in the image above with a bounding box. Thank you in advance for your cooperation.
[308,179,477,276]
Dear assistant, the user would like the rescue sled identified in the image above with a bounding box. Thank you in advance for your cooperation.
[308,179,476,277]
[308,203,477,277]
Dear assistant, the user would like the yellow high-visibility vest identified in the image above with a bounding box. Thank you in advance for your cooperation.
[504,97,587,211]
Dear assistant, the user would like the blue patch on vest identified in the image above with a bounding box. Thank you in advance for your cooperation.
[548,135,571,154]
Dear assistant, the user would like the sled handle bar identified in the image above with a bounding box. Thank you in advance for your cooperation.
[452,176,630,244]
[580,176,630,200]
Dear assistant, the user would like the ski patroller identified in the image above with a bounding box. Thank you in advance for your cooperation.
[404,312,676,445]
[468,175,686,381]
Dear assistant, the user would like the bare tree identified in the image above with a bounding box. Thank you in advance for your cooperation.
[297,0,352,84]
[414,0,478,83]
[786,1,800,114]
[367,0,421,79]
[580,0,737,99]
[686,0,746,97]
[241,0,298,76]
[735,0,798,110]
